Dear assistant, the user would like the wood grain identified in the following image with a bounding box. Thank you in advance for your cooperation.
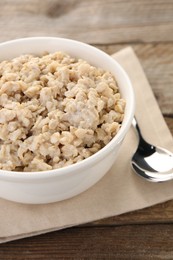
[1,225,173,259]
[165,117,173,134]
[0,0,173,44]
[96,43,173,115]
[90,199,173,226]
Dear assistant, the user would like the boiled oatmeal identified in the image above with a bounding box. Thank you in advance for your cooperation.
[0,51,125,171]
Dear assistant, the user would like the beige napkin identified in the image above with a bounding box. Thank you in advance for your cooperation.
[0,47,173,243]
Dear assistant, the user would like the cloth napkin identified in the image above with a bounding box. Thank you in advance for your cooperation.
[0,47,173,244]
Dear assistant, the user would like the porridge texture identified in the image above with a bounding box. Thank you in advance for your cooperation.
[0,51,125,171]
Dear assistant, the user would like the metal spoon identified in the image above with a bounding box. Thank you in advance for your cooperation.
[131,117,173,182]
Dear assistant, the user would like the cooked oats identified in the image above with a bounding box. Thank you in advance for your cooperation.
[0,51,125,171]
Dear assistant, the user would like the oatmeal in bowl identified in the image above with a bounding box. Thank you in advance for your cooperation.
[0,51,125,172]
[0,37,134,204]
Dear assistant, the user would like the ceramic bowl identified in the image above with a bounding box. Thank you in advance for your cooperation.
[0,37,135,204]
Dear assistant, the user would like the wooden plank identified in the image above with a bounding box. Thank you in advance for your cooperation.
[165,117,173,134]
[1,225,173,259]
[95,43,173,115]
[89,200,173,226]
[0,0,173,44]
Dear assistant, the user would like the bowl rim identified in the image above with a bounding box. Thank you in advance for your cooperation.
[0,37,135,180]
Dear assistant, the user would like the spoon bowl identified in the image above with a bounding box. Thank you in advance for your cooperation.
[131,118,173,182]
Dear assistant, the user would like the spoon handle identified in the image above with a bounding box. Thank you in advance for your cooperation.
[132,117,142,138]
[132,117,155,156]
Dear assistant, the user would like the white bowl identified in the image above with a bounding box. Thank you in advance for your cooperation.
[0,37,135,204]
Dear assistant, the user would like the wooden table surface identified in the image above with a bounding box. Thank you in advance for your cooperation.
[0,1,173,259]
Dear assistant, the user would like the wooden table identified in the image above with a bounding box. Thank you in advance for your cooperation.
[0,1,173,259]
